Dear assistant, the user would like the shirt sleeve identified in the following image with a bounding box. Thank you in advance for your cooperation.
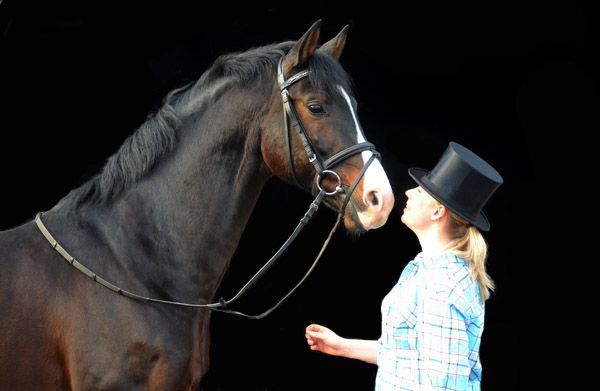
[417,284,472,390]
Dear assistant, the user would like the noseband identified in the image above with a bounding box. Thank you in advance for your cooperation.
[34,56,384,319]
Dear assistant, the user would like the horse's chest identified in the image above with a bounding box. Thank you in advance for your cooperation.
[65,310,209,390]
[68,335,204,390]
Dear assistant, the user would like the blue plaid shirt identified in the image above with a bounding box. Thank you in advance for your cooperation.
[376,252,484,391]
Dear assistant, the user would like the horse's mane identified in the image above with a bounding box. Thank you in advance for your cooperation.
[59,41,353,209]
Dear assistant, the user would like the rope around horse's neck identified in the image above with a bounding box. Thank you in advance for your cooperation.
[34,189,341,319]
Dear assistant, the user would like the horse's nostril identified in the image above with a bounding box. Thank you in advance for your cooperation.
[365,190,381,208]
[371,194,379,206]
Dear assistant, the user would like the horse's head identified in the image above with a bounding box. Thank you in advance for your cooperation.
[262,21,395,233]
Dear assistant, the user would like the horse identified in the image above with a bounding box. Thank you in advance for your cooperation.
[0,21,394,390]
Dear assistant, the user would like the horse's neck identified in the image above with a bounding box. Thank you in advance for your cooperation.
[106,163,267,301]
[58,81,274,303]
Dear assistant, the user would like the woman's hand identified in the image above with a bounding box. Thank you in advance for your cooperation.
[305,323,379,364]
[305,324,347,356]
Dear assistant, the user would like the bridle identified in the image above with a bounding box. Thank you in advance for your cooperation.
[34,56,382,319]
[278,57,380,213]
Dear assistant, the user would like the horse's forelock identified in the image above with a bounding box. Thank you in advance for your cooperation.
[306,51,354,97]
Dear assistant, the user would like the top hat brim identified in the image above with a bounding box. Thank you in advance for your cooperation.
[408,167,491,231]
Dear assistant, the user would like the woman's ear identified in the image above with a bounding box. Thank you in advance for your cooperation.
[431,204,447,221]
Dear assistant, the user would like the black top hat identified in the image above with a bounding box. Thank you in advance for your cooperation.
[408,142,503,231]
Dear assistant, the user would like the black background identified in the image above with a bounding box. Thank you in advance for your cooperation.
[1,1,597,390]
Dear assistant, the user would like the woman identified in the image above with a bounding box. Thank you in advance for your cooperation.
[305,142,503,390]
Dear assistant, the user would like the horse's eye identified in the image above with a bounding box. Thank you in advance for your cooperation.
[308,103,325,115]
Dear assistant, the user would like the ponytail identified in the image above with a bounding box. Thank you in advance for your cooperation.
[445,211,495,302]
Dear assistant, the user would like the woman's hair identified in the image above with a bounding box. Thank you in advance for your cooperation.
[444,209,495,302]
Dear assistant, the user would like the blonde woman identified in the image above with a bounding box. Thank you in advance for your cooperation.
[305,142,503,391]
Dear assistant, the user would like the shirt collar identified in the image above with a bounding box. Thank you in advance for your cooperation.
[415,251,464,269]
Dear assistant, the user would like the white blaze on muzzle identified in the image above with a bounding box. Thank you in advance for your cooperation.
[338,87,395,229]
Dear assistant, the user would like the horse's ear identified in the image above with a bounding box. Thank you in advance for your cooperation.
[283,20,322,74]
[319,25,349,61]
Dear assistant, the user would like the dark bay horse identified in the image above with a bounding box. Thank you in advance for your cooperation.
[0,21,394,390]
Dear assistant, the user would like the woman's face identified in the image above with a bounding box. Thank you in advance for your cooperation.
[401,186,440,231]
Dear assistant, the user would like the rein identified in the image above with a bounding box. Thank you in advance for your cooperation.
[35,198,337,319]
[34,57,381,319]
